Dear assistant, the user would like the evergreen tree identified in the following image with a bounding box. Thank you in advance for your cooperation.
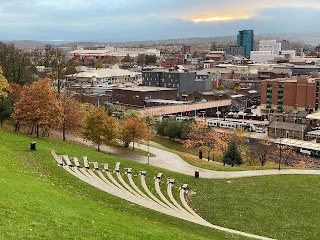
[223,140,243,167]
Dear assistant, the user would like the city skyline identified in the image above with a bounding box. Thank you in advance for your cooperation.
[0,0,320,41]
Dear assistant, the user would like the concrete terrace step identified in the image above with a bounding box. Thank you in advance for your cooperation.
[51,151,274,240]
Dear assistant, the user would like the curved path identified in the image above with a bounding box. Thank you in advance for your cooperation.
[131,142,320,179]
[51,131,320,179]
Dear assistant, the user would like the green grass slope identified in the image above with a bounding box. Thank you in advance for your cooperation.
[0,130,244,240]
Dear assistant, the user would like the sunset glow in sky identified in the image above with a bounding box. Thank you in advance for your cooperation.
[0,0,319,41]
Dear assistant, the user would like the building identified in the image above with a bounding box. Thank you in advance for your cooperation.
[250,51,277,63]
[181,45,196,54]
[268,121,311,140]
[204,51,227,61]
[280,40,289,51]
[66,65,141,86]
[112,86,177,107]
[142,70,213,98]
[237,30,254,57]
[228,46,245,57]
[261,76,320,113]
[259,40,281,54]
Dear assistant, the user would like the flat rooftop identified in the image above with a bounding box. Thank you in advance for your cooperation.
[144,99,190,104]
[114,86,176,92]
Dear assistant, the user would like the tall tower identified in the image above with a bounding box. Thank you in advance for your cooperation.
[237,30,254,57]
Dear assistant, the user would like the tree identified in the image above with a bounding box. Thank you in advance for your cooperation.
[223,140,243,167]
[65,66,77,75]
[94,62,104,69]
[183,122,210,158]
[82,107,119,152]
[102,56,118,64]
[251,139,272,166]
[60,91,83,141]
[122,55,134,63]
[0,96,13,125]
[163,120,182,139]
[234,86,241,92]
[145,55,157,65]
[0,42,35,85]
[119,118,148,149]
[12,78,63,137]
[136,54,146,65]
[122,109,140,120]
[0,67,9,98]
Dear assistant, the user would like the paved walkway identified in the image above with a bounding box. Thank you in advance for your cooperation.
[52,131,320,179]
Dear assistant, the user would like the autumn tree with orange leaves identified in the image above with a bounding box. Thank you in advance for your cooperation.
[12,78,63,137]
[119,117,148,150]
[82,107,119,152]
[60,90,83,141]
[183,122,223,160]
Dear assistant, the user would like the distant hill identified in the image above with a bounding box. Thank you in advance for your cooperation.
[2,32,320,48]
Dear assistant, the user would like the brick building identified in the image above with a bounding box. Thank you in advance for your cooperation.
[261,76,320,113]
[112,86,177,107]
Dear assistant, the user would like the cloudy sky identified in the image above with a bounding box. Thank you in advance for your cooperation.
[0,0,319,41]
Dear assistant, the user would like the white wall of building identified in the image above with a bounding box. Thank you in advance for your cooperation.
[259,40,281,54]
[250,51,277,63]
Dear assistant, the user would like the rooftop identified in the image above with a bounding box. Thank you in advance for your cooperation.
[114,86,176,92]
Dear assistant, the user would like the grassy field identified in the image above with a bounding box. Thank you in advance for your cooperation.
[0,129,245,240]
[1,129,320,239]
[190,175,320,240]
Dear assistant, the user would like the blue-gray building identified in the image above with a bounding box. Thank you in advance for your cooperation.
[142,70,213,99]
[237,30,254,57]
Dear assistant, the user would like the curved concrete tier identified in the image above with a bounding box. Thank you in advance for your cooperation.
[51,151,274,240]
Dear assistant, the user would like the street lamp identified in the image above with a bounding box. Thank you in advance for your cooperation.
[147,123,152,165]
[279,138,282,170]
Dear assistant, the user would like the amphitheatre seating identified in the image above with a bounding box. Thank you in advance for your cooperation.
[52,151,274,240]
[73,157,81,168]
[51,150,64,166]
[104,164,109,172]
[93,162,99,170]
[115,162,120,172]
[62,155,73,167]
[83,156,90,169]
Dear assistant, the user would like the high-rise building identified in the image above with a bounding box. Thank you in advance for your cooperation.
[237,30,254,57]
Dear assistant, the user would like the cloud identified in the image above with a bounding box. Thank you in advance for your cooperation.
[0,1,319,40]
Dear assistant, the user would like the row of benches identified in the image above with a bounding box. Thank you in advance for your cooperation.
[50,150,274,240]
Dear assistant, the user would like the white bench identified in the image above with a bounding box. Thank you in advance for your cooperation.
[83,156,90,169]
[168,178,175,184]
[181,184,188,190]
[93,162,99,170]
[104,164,109,172]
[62,155,73,167]
[73,157,81,168]
[115,162,120,172]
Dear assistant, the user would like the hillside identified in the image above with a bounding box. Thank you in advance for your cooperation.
[0,130,244,240]
[1,129,320,239]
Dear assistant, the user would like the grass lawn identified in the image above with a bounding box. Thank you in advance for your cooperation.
[190,175,320,240]
[1,129,320,240]
[0,129,244,240]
